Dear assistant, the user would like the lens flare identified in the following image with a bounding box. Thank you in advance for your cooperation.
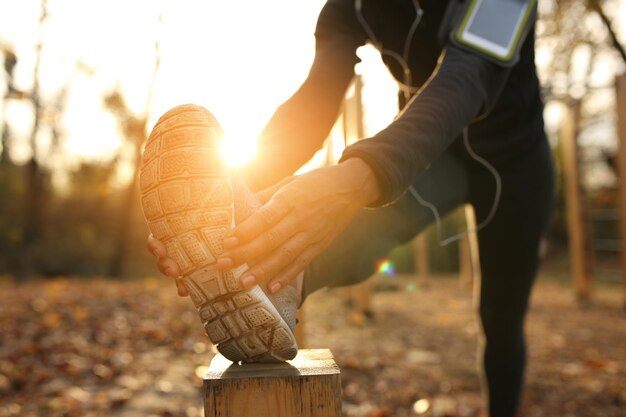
[376,258,396,277]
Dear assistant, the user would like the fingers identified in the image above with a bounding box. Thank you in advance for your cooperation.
[220,214,305,268]
[238,232,317,290]
[267,244,321,293]
[175,278,189,297]
[226,191,293,244]
[147,234,167,258]
[149,233,180,277]
[157,257,180,278]
[148,233,187,296]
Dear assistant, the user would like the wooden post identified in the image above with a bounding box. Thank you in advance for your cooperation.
[561,100,593,302]
[340,278,374,323]
[342,75,364,147]
[339,75,375,318]
[615,73,626,308]
[459,237,471,287]
[459,205,481,290]
[353,278,373,318]
[204,349,342,417]
[414,232,429,282]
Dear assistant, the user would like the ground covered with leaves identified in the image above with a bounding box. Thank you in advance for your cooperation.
[1,273,625,417]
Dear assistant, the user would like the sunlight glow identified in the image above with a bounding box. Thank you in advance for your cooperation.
[0,0,324,183]
[4,0,625,188]
[220,131,258,167]
[148,0,323,169]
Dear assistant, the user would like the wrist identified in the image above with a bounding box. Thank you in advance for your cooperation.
[339,157,381,206]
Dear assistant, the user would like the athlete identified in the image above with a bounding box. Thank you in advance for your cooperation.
[147,1,554,416]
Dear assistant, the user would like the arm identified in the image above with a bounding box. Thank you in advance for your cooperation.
[224,39,521,291]
[148,0,368,289]
[243,0,366,190]
[340,43,512,206]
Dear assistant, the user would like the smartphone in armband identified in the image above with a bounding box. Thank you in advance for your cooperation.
[451,0,536,66]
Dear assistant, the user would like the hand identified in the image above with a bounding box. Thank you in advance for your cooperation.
[255,176,297,204]
[146,234,188,297]
[218,158,380,293]
[144,176,299,297]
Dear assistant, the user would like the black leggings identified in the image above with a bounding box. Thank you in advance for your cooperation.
[304,137,554,417]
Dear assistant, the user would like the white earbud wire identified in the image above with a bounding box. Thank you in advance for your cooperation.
[354,1,503,245]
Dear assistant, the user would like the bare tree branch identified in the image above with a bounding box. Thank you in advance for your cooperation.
[587,0,626,65]
[18,0,48,279]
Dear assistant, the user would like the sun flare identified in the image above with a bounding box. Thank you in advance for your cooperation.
[0,0,403,184]
[220,131,258,167]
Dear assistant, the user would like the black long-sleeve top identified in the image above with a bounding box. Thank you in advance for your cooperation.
[251,0,546,206]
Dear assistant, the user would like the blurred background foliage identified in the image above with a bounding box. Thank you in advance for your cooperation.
[0,0,624,280]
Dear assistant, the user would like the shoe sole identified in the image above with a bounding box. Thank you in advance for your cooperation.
[139,104,297,362]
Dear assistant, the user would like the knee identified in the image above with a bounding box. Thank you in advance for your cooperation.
[479,302,526,347]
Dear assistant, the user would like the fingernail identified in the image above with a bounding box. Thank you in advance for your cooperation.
[223,237,238,248]
[217,257,232,269]
[241,275,256,288]
[269,282,281,294]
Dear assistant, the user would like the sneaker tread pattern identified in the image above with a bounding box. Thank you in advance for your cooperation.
[139,104,296,362]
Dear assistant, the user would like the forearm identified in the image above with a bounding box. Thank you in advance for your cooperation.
[340,45,510,206]
[242,0,364,191]
[243,79,347,191]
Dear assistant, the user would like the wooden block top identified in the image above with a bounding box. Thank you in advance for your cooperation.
[205,349,340,380]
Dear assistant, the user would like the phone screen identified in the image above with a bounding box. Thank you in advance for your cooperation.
[465,0,528,50]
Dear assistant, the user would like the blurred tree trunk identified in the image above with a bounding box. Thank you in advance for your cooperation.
[0,46,18,274]
[0,115,9,165]
[108,14,162,277]
[1,47,17,165]
[17,0,48,279]
[106,94,147,278]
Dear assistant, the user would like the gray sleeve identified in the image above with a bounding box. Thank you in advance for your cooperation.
[340,44,511,206]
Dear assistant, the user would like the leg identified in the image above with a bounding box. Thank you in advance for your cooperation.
[470,138,554,417]
[304,150,469,296]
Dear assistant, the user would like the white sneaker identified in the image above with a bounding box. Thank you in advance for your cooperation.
[139,104,298,362]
